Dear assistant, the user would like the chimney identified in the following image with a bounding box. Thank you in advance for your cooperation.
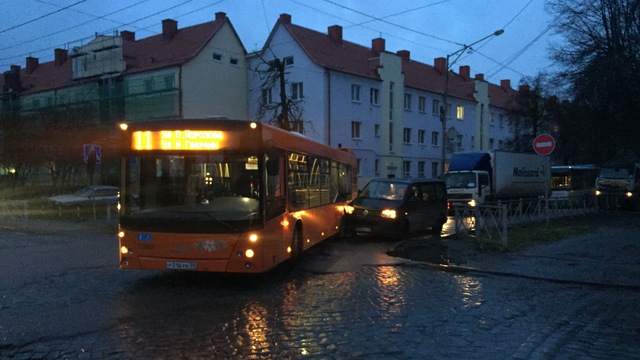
[215,12,226,21]
[459,65,470,81]
[162,19,178,38]
[4,65,21,94]
[371,38,385,55]
[500,79,511,90]
[397,50,410,60]
[121,30,135,42]
[26,56,39,74]
[434,57,446,74]
[54,49,68,67]
[328,25,343,44]
[475,73,484,81]
[279,13,292,24]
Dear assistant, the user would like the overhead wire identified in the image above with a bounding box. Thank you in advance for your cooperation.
[0,0,215,67]
[0,0,87,35]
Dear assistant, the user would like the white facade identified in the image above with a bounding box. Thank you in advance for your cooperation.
[248,18,515,187]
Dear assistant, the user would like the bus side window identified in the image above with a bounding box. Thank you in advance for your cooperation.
[266,154,286,219]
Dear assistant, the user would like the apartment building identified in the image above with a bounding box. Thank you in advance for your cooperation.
[248,14,517,184]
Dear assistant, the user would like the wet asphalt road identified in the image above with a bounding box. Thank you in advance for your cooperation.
[1,216,639,359]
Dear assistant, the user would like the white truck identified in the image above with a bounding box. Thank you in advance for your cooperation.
[595,161,640,210]
[444,150,550,208]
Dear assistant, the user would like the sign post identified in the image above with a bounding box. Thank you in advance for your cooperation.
[533,134,555,224]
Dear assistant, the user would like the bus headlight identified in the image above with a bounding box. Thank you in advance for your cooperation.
[381,209,397,219]
[468,199,477,207]
[626,191,633,198]
[344,205,355,214]
[595,190,602,196]
[245,249,255,258]
[120,246,129,254]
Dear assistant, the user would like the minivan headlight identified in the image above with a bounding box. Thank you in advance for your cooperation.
[381,209,397,219]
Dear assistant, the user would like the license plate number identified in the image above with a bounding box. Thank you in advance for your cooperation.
[167,261,197,270]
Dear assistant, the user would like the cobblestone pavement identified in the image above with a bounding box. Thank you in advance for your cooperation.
[0,215,639,359]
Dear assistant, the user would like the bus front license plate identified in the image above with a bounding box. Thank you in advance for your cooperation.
[167,261,197,270]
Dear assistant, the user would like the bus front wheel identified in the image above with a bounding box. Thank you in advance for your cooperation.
[290,226,304,260]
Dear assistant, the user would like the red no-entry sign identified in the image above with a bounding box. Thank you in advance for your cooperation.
[533,134,555,155]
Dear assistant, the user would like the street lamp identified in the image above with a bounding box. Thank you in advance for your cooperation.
[439,29,504,176]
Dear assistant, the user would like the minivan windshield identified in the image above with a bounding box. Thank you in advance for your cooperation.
[359,180,409,201]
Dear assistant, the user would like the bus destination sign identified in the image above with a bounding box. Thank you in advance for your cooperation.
[132,130,227,151]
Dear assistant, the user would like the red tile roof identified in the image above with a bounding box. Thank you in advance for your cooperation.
[280,15,517,110]
[1,13,239,95]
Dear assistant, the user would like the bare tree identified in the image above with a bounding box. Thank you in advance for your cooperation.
[548,0,640,162]
[505,73,557,152]
[252,51,307,133]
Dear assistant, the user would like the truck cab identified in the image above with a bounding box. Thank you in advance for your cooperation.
[595,162,640,210]
[444,170,490,209]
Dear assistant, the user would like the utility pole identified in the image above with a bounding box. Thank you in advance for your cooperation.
[439,29,504,176]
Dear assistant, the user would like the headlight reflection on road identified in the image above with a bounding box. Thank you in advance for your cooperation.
[242,301,271,355]
[454,276,484,309]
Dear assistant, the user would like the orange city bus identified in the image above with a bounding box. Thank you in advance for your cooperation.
[117,119,357,273]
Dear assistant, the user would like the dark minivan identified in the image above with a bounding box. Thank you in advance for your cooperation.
[343,178,448,238]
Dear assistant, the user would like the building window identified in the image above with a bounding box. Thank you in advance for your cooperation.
[291,82,303,100]
[351,121,361,139]
[489,138,495,149]
[418,96,426,113]
[283,56,294,66]
[261,88,272,105]
[432,99,440,115]
[375,159,380,175]
[144,78,154,93]
[457,134,463,148]
[230,57,239,66]
[351,84,361,102]
[402,161,411,178]
[445,103,452,118]
[418,129,425,144]
[418,161,425,178]
[404,93,412,110]
[212,53,222,62]
[389,82,395,120]
[374,124,380,137]
[370,88,379,105]
[403,128,411,144]
[431,131,439,146]
[431,162,439,178]
[457,105,464,120]
[164,75,175,90]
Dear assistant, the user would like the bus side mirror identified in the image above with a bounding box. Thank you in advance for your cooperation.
[267,159,279,176]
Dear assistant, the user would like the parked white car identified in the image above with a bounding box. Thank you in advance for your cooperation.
[49,185,119,207]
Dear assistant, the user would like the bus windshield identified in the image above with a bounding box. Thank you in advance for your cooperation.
[121,151,263,232]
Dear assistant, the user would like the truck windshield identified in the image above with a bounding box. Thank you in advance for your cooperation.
[598,168,633,179]
[444,172,477,189]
